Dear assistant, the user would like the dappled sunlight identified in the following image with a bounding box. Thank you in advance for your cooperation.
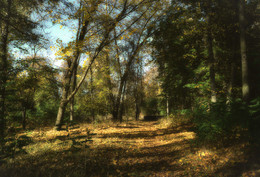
[1,0,259,176]
[1,120,258,177]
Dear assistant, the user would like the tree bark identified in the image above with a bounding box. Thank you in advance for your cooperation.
[55,98,68,130]
[119,81,127,122]
[113,77,126,122]
[239,0,249,102]
[70,63,77,122]
[135,63,143,121]
[55,67,72,130]
[90,66,95,122]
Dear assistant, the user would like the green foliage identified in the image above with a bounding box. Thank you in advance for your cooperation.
[192,99,250,143]
[3,58,60,127]
[249,97,260,143]
[143,97,161,115]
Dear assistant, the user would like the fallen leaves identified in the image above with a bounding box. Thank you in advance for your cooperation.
[1,120,258,177]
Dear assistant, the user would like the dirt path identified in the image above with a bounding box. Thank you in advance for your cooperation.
[89,121,196,176]
[0,120,259,176]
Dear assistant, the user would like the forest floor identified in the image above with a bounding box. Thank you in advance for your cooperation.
[0,118,260,177]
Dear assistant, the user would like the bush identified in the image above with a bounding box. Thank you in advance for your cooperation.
[192,99,250,143]
[249,97,260,144]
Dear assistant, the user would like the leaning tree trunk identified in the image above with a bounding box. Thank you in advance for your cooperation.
[239,0,249,102]
[55,10,88,130]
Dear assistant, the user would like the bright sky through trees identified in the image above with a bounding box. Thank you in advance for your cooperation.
[45,21,76,67]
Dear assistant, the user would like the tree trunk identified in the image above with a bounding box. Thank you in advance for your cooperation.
[55,70,72,130]
[119,81,127,122]
[239,0,249,102]
[22,108,27,130]
[228,37,237,101]
[166,96,169,117]
[135,85,141,121]
[0,0,12,138]
[206,15,217,103]
[105,53,115,117]
[69,97,74,122]
[113,78,126,122]
[55,3,89,130]
[90,66,95,122]
[55,98,68,130]
[70,64,77,122]
[135,102,140,121]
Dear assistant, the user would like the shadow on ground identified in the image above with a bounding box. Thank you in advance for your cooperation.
[1,120,259,177]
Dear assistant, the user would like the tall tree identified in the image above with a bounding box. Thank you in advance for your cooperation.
[0,0,48,138]
[239,0,250,102]
[0,0,12,139]
[204,1,217,103]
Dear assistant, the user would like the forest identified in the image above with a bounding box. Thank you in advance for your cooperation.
[0,0,260,176]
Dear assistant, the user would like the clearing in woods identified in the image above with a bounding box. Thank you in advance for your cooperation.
[0,119,259,176]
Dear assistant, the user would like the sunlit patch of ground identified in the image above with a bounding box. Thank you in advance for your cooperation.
[0,119,259,177]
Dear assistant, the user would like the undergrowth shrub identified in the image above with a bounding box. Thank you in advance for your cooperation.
[192,99,250,143]
[249,97,260,144]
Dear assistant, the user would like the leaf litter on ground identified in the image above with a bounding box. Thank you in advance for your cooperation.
[0,119,259,177]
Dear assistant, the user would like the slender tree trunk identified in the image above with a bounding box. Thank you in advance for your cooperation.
[134,73,140,121]
[0,0,12,139]
[239,0,249,102]
[166,96,169,117]
[70,64,77,122]
[22,107,27,130]
[206,15,217,103]
[135,102,140,120]
[105,54,115,117]
[113,78,126,122]
[228,37,237,101]
[119,81,127,122]
[69,98,74,122]
[113,72,128,122]
[90,66,95,121]
[135,85,141,121]
[136,61,144,121]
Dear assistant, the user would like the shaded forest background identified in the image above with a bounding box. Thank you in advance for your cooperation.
[1,0,260,157]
